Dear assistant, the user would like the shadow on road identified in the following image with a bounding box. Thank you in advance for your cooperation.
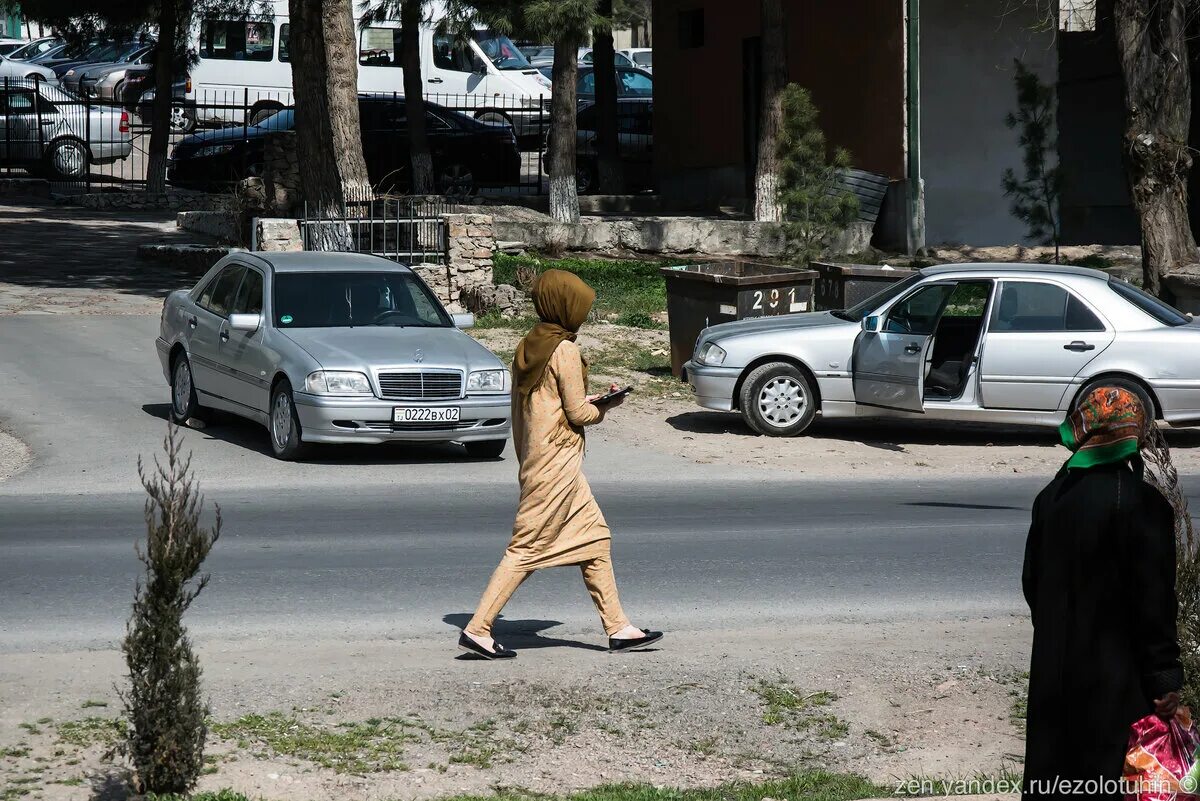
[443,613,607,653]
[666,411,1200,451]
[141,403,511,466]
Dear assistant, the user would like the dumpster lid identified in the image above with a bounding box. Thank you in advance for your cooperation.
[661,261,817,286]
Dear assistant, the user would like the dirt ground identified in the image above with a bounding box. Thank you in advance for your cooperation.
[0,619,1029,801]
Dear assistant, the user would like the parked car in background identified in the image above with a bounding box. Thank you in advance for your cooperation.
[0,53,56,83]
[0,79,132,178]
[167,95,520,193]
[156,251,512,460]
[63,43,154,96]
[686,264,1200,437]
[619,48,652,71]
[519,44,554,63]
[131,78,195,133]
[575,65,653,101]
[0,38,26,56]
[46,40,145,79]
[579,47,634,68]
[5,37,61,61]
[569,98,652,194]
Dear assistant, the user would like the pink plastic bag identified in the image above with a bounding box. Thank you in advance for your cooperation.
[1124,708,1200,800]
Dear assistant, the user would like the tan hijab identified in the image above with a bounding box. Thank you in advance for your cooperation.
[514,270,595,399]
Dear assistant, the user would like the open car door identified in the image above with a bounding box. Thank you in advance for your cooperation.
[852,282,957,413]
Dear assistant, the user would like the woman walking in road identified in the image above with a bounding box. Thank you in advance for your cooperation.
[459,269,663,659]
[1022,386,1183,800]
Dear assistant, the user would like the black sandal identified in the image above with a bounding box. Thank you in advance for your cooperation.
[458,631,517,659]
[609,629,664,652]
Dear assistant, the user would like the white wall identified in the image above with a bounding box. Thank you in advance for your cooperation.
[920,0,1058,246]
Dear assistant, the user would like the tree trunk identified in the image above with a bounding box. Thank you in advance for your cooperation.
[288,0,372,249]
[753,0,787,222]
[1114,0,1198,299]
[145,0,178,195]
[548,30,582,223]
[593,0,624,194]
[400,0,433,195]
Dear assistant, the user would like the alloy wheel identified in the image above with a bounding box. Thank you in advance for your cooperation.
[52,141,86,178]
[271,391,293,451]
[438,164,475,195]
[758,376,806,427]
[172,359,192,417]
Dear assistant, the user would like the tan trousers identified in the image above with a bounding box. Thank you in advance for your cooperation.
[466,554,631,637]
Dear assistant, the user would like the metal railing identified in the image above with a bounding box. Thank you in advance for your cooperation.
[300,195,450,264]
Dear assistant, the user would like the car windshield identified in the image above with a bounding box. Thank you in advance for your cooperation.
[836,273,925,321]
[472,30,531,70]
[1109,277,1191,326]
[274,271,451,329]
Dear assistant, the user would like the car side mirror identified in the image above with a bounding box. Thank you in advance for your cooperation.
[229,313,261,332]
[862,315,881,334]
[452,312,475,329]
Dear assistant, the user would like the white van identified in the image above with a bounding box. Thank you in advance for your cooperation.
[186,0,550,135]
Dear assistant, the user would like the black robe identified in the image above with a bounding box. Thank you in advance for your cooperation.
[1022,460,1182,800]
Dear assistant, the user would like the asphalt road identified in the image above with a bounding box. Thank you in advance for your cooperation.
[1,314,1190,653]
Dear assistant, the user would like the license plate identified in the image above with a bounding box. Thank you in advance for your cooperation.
[393,407,460,423]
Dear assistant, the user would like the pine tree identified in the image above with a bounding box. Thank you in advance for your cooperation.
[1002,59,1062,262]
[121,425,221,795]
[776,84,858,266]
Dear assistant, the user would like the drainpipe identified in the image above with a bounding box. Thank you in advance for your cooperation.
[906,0,926,254]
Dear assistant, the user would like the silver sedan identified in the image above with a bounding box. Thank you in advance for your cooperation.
[156,252,512,460]
[686,263,1200,436]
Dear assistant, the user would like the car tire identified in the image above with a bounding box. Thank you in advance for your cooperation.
[465,439,506,459]
[1075,376,1157,421]
[436,162,477,196]
[575,162,597,194]
[45,137,88,180]
[170,353,211,426]
[269,380,309,461]
[739,361,818,437]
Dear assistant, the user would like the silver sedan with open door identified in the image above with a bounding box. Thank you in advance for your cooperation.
[685,263,1200,436]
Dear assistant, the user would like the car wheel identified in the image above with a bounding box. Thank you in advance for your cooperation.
[739,362,818,437]
[436,162,477,196]
[1075,377,1157,421]
[575,162,597,194]
[269,381,309,461]
[170,105,196,133]
[45,138,88,180]
[465,439,506,459]
[170,353,210,425]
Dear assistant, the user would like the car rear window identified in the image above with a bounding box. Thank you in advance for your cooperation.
[1109,278,1190,326]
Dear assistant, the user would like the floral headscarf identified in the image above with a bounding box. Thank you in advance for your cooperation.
[1060,386,1148,469]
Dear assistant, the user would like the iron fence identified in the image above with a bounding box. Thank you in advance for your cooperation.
[0,83,553,196]
[300,195,450,264]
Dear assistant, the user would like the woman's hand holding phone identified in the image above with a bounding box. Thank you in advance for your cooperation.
[588,383,629,409]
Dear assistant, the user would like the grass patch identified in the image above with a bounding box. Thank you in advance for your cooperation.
[751,678,849,742]
[56,717,124,748]
[138,772,886,801]
[493,254,669,328]
[1,747,30,759]
[211,712,415,773]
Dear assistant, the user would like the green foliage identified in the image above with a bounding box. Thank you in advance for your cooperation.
[121,425,221,795]
[1002,59,1062,259]
[492,253,667,328]
[776,84,859,266]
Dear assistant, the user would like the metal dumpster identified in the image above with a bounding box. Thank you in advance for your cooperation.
[812,262,914,311]
[661,261,816,379]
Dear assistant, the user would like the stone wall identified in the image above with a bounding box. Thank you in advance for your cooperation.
[263,131,302,216]
[56,190,234,212]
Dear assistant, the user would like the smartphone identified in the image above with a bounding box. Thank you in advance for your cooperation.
[591,386,633,405]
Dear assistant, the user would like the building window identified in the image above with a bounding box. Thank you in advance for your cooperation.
[1059,0,1097,32]
[678,8,704,49]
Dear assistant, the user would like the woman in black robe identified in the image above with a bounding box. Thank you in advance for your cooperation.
[1022,385,1183,800]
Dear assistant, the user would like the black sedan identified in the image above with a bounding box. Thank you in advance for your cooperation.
[167,95,522,194]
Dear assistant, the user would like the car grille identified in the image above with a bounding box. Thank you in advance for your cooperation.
[376,370,463,400]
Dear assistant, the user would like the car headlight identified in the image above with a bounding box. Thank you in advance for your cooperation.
[305,370,372,395]
[194,143,235,157]
[696,341,727,366]
[466,369,507,393]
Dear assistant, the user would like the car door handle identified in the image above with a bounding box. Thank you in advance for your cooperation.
[1064,341,1095,352]
[187,315,197,329]
[427,77,444,83]
[904,343,922,354]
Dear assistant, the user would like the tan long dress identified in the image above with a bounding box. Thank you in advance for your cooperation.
[505,339,610,569]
